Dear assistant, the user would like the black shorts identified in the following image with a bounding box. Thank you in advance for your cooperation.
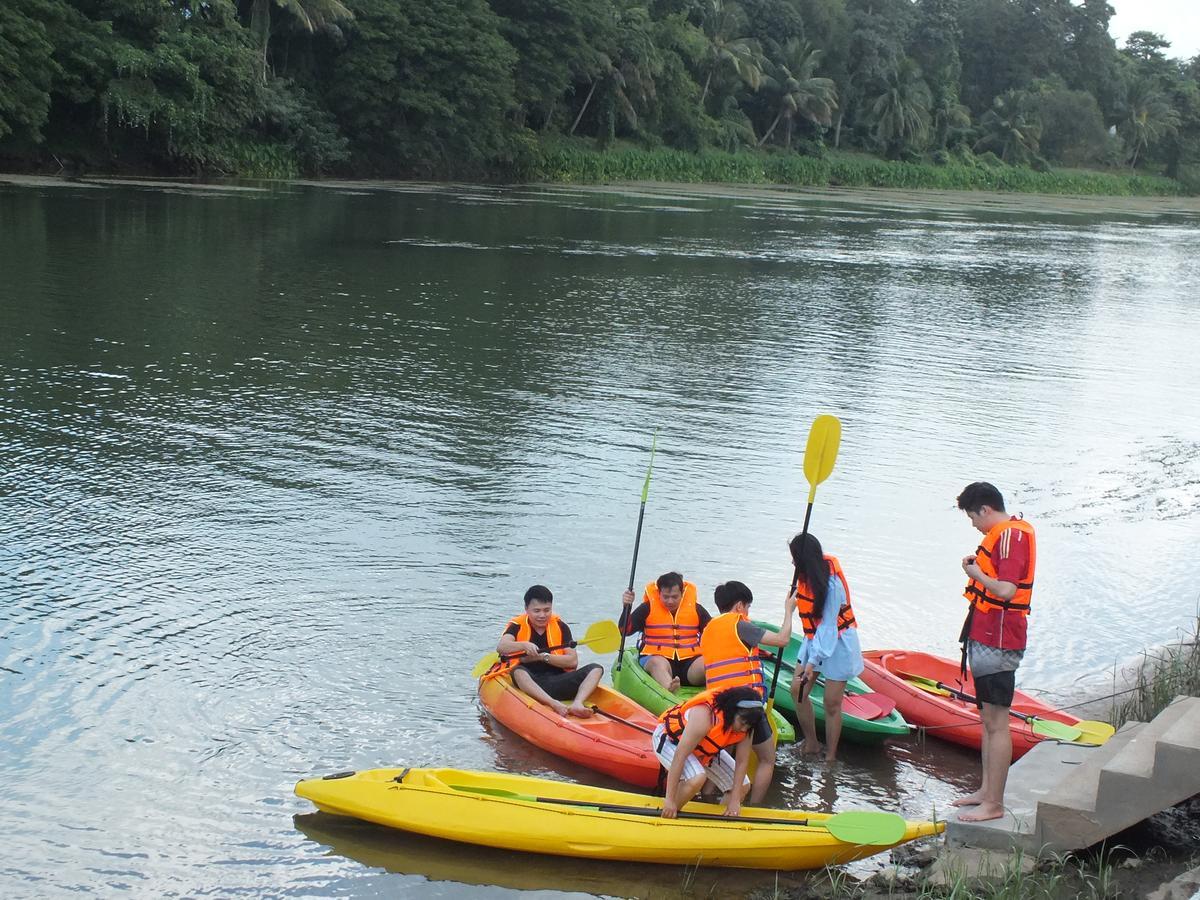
[639,655,702,683]
[526,663,603,701]
[973,670,1016,708]
[751,714,772,746]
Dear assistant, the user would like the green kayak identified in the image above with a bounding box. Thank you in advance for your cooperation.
[610,648,797,743]
[753,621,911,744]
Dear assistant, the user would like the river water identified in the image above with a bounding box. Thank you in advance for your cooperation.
[2,177,1199,898]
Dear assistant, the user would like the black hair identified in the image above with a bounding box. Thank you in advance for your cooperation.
[789,532,829,620]
[711,686,765,732]
[656,571,684,592]
[713,580,753,613]
[956,482,1005,515]
[523,584,553,607]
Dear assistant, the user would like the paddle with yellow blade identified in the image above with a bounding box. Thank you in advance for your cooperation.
[767,414,842,719]
[471,620,622,679]
[448,784,908,845]
[615,430,658,673]
[896,670,1113,744]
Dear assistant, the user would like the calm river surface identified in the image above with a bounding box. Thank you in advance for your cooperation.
[2,177,1199,898]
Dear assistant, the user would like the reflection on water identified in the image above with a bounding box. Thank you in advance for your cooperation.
[1,179,1198,897]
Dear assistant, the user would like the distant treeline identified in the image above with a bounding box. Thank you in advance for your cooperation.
[1,0,1198,188]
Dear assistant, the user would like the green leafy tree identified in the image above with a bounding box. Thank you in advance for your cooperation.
[569,2,661,141]
[247,0,353,80]
[1031,78,1108,166]
[911,0,962,148]
[974,89,1042,164]
[868,58,931,157]
[0,0,60,142]
[695,0,764,105]
[842,0,914,147]
[1119,77,1180,168]
[757,39,837,148]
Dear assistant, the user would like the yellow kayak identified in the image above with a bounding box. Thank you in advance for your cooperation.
[294,767,943,870]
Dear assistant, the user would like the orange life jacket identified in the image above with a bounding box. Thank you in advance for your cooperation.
[699,612,765,698]
[641,580,702,660]
[964,518,1037,615]
[795,555,857,639]
[482,613,573,681]
[660,689,749,765]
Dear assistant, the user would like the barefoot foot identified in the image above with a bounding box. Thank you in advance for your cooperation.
[667,676,681,693]
[567,704,594,718]
[798,740,824,757]
[952,792,986,808]
[957,801,1005,822]
[549,701,570,717]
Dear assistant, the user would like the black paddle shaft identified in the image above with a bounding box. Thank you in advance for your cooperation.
[538,794,814,826]
[588,705,655,735]
[615,499,648,673]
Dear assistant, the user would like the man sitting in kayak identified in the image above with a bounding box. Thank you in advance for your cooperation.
[491,585,604,718]
[619,571,711,692]
[653,686,766,819]
[700,581,796,804]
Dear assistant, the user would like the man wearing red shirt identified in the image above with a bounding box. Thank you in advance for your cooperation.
[952,481,1036,823]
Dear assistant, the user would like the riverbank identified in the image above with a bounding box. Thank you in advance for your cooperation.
[525,143,1191,198]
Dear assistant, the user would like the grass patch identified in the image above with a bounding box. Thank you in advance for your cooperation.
[1112,613,1200,727]
[524,140,1188,197]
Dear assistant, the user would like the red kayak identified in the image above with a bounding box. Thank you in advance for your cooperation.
[860,649,1087,759]
[478,674,661,787]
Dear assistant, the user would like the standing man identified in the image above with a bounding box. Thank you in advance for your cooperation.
[700,580,795,805]
[952,482,1037,823]
[619,571,711,692]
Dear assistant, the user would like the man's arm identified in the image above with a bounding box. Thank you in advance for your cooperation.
[497,623,539,658]
[758,593,798,647]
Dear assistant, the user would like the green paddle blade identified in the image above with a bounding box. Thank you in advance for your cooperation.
[1027,716,1081,742]
[823,811,908,846]
[640,430,658,504]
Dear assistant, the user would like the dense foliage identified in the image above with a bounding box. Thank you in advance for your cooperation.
[1,0,1198,189]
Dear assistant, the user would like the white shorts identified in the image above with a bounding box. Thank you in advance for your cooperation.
[651,723,748,794]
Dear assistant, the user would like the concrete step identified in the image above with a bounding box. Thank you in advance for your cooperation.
[945,724,1143,853]
[1035,697,1200,852]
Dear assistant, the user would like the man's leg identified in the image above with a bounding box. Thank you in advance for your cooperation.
[511,668,568,716]
[643,656,679,692]
[959,702,1011,822]
[683,656,706,686]
[749,734,776,805]
[568,664,604,717]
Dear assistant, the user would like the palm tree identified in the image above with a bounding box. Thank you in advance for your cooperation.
[570,3,660,137]
[757,40,838,149]
[696,0,764,105]
[973,91,1041,164]
[869,59,932,157]
[1119,78,1181,168]
[249,0,353,81]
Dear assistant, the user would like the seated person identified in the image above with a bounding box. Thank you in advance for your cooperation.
[619,571,711,692]
[652,685,766,819]
[489,584,603,718]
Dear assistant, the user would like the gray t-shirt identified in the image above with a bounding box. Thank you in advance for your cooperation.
[967,639,1024,678]
[737,621,766,649]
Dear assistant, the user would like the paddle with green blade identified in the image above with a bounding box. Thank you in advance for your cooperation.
[471,620,622,679]
[616,430,658,673]
[895,670,1105,743]
[448,784,908,845]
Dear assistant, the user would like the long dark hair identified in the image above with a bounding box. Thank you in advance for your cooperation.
[711,686,765,732]
[789,532,829,621]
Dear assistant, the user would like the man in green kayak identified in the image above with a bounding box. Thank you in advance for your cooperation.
[491,585,605,718]
[619,571,711,692]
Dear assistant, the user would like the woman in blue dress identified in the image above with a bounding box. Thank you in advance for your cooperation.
[788,532,864,762]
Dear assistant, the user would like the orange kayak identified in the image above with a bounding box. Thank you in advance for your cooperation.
[478,674,661,788]
[859,649,1086,759]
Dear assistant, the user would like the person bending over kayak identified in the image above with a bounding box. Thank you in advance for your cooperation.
[787,532,864,762]
[619,571,712,692]
[700,581,795,804]
[653,686,766,819]
[490,585,604,718]
[953,481,1037,824]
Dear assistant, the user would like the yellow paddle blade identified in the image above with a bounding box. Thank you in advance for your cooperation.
[1074,720,1115,744]
[577,620,621,654]
[471,652,501,679]
[803,415,841,503]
